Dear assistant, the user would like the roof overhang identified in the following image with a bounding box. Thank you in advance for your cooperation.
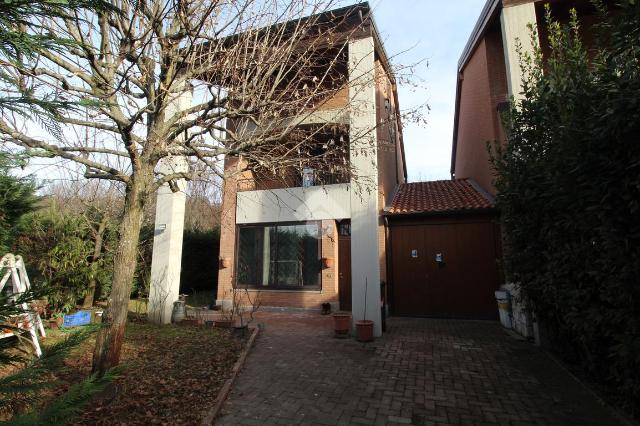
[384,207,497,218]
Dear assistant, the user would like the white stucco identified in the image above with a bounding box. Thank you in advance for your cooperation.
[236,183,351,223]
[500,2,539,99]
[348,37,382,336]
[148,86,192,324]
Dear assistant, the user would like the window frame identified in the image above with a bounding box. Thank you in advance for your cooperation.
[234,220,323,291]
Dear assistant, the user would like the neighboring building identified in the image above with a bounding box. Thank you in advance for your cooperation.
[216,3,405,336]
[451,0,608,194]
[450,0,612,336]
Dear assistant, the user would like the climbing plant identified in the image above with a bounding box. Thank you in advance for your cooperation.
[492,1,640,416]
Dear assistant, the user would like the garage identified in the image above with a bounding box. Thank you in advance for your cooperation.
[385,179,501,319]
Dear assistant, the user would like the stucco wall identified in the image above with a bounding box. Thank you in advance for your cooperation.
[236,184,351,223]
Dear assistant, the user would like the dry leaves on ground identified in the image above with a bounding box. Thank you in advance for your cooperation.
[60,322,248,425]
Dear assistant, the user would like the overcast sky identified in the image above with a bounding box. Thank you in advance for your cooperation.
[368,0,487,182]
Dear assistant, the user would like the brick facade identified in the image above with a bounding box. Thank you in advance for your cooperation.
[453,22,508,194]
[216,37,404,313]
[216,158,340,309]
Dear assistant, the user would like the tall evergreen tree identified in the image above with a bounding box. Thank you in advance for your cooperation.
[0,152,38,253]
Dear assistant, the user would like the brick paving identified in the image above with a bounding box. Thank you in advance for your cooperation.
[216,313,622,426]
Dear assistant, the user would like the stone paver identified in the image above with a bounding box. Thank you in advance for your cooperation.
[216,313,623,426]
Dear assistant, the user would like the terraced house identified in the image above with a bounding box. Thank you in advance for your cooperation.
[214,3,503,335]
[215,3,403,336]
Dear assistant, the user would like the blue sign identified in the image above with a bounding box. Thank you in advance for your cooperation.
[63,311,92,327]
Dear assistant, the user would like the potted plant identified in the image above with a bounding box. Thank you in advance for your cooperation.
[215,289,235,328]
[233,285,261,337]
[355,278,374,342]
[332,311,351,338]
[355,318,374,342]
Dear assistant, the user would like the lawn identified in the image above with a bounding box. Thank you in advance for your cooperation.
[2,320,248,425]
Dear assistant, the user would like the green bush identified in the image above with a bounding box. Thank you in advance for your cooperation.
[492,2,640,415]
[130,227,219,301]
[0,153,38,254]
[13,207,116,313]
[180,228,219,295]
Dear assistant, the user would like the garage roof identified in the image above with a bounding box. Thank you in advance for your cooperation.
[386,179,495,215]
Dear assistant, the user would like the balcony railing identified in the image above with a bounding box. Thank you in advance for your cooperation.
[236,169,349,192]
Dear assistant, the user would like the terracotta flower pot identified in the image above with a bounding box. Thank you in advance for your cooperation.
[332,313,351,338]
[322,257,334,268]
[219,258,231,269]
[355,320,374,342]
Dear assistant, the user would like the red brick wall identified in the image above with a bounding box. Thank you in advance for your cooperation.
[454,25,508,194]
[216,180,340,309]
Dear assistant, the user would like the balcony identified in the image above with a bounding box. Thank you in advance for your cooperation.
[236,168,349,192]
[235,173,352,224]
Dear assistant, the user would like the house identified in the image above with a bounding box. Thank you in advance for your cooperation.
[215,3,404,337]
[214,2,508,331]
[451,0,610,194]
[149,2,506,330]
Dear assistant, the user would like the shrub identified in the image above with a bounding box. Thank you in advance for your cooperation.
[13,207,116,313]
[492,2,640,415]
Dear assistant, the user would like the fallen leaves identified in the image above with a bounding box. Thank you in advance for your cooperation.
[63,322,248,425]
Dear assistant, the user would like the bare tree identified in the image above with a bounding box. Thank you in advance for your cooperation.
[0,0,390,374]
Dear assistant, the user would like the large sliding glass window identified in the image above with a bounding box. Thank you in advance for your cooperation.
[237,222,321,290]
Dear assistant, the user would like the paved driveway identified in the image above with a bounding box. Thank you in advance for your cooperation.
[216,313,623,426]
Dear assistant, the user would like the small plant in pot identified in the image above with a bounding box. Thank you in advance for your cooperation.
[232,285,261,337]
[355,277,374,342]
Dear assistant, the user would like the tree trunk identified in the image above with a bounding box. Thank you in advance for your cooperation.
[92,178,148,375]
[83,218,107,309]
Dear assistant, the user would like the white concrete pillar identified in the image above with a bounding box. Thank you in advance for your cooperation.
[500,2,539,100]
[148,86,192,324]
[348,37,382,337]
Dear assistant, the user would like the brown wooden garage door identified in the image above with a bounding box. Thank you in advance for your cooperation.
[390,217,500,319]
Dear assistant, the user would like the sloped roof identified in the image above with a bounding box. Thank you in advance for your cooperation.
[386,179,495,215]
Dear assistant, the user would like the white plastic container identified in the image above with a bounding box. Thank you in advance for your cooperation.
[494,290,512,329]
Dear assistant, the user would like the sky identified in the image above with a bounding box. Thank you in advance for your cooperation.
[366,0,487,182]
[19,0,488,186]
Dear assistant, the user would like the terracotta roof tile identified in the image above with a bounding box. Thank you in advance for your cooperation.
[387,179,494,215]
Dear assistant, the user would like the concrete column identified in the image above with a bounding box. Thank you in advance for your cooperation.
[148,86,192,324]
[348,37,382,337]
[500,2,538,100]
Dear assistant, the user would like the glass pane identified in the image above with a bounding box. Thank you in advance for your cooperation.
[273,223,320,288]
[238,223,320,289]
[238,227,271,286]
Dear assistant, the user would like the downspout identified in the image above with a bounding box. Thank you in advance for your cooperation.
[451,72,463,179]
[383,215,393,319]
